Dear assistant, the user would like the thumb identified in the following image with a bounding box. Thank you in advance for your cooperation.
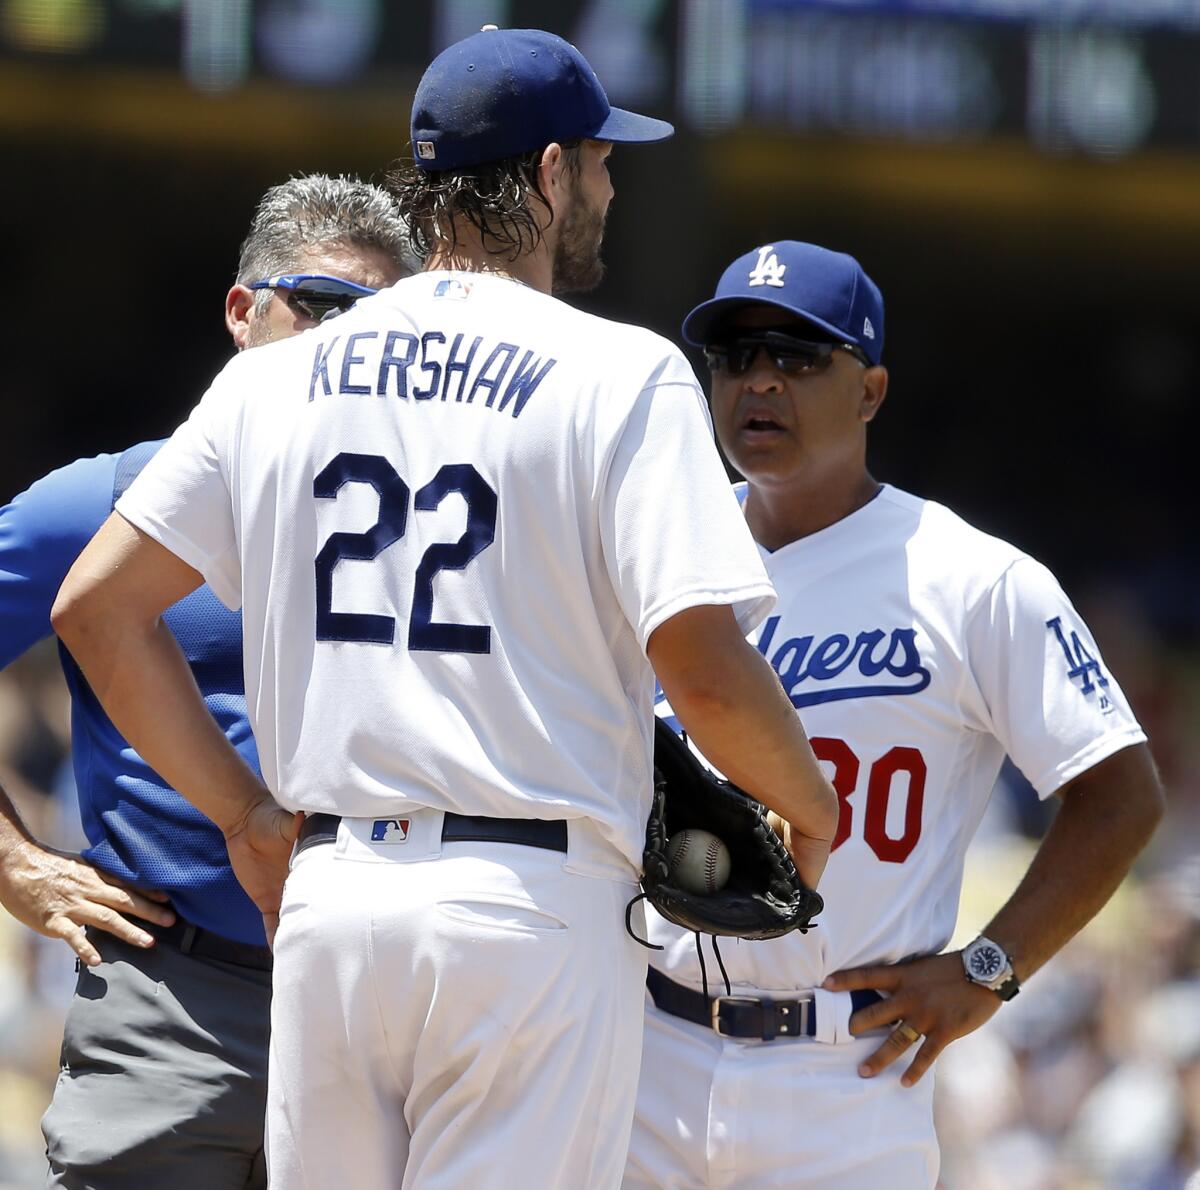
[788,833,831,891]
[280,810,304,844]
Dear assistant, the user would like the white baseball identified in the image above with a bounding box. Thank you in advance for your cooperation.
[665,829,732,894]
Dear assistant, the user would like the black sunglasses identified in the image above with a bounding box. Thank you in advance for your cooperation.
[704,330,870,376]
[248,273,377,322]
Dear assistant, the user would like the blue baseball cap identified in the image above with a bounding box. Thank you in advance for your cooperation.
[682,242,885,366]
[411,27,674,171]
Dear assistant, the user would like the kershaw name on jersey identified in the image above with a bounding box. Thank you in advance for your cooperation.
[651,484,1145,993]
[308,327,556,416]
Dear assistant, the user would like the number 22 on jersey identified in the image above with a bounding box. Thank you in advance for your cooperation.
[313,452,496,652]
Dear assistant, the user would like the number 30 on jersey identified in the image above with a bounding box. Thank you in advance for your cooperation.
[812,738,926,863]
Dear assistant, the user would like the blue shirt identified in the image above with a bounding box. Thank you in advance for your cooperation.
[0,442,264,946]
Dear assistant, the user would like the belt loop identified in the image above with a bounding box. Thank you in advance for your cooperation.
[179,924,197,955]
[761,1004,777,1042]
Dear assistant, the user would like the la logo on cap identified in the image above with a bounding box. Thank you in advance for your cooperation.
[416,141,436,160]
[748,245,786,289]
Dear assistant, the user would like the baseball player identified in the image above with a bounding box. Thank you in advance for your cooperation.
[0,174,414,1189]
[624,241,1165,1188]
[50,30,839,1189]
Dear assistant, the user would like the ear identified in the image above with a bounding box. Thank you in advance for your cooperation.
[860,365,889,424]
[226,284,255,351]
[536,142,568,221]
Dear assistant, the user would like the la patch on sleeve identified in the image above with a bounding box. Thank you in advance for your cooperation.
[1046,616,1113,714]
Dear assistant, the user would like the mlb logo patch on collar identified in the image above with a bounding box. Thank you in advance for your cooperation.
[371,818,411,843]
[434,278,472,300]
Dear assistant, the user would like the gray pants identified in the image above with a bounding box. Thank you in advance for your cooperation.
[41,931,271,1190]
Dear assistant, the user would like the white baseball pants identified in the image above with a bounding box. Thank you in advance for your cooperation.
[623,998,939,1189]
[267,811,648,1189]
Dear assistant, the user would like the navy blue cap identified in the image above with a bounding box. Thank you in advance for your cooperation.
[682,241,884,366]
[411,27,674,171]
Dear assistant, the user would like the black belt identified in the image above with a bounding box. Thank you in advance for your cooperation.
[296,812,568,855]
[141,917,273,972]
[647,967,883,1041]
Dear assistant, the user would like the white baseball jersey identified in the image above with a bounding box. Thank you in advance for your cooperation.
[649,483,1146,990]
[116,272,776,871]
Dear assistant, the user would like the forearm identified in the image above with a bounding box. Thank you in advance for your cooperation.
[673,647,829,825]
[650,605,835,836]
[0,781,56,900]
[0,783,34,851]
[50,516,297,938]
[0,783,37,904]
[58,613,267,834]
[985,743,1163,981]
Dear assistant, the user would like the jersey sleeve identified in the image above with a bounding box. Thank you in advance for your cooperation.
[115,367,243,610]
[598,354,776,652]
[0,454,117,668]
[964,556,1147,799]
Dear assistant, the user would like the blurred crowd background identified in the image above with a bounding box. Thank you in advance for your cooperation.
[2,1,1198,1186]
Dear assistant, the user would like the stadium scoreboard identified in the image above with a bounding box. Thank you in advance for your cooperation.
[4,0,1200,157]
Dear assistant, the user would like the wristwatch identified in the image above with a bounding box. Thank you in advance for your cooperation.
[961,936,1021,1001]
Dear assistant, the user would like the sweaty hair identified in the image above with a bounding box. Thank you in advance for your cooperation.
[236,174,420,314]
[388,142,582,263]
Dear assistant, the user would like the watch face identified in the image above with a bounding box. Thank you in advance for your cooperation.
[968,944,1004,980]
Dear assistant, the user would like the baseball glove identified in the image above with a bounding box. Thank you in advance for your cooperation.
[637,717,824,941]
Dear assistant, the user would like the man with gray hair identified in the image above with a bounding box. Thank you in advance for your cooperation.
[0,173,413,1189]
[232,172,420,348]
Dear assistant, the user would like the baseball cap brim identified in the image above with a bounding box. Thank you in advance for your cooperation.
[591,107,674,144]
[682,295,856,348]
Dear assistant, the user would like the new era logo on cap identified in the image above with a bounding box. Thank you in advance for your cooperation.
[863,316,875,340]
[371,819,411,843]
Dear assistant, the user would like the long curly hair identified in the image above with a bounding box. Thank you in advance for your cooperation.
[388,142,582,263]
